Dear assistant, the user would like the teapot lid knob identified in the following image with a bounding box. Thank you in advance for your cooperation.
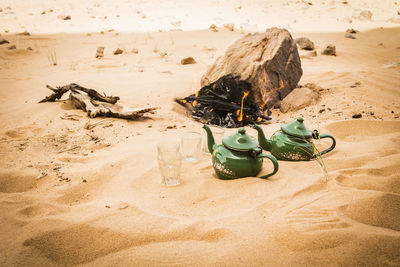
[238,128,246,134]
[297,117,304,123]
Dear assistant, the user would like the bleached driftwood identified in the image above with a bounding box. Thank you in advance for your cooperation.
[39,83,157,120]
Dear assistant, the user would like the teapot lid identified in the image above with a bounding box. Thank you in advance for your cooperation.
[281,117,312,138]
[223,128,259,151]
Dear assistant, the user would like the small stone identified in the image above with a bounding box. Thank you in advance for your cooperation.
[131,48,138,54]
[352,113,362,118]
[322,44,336,56]
[280,87,319,113]
[359,10,372,21]
[166,124,177,129]
[346,28,358,34]
[82,179,87,183]
[26,47,33,51]
[300,50,317,59]
[0,38,9,45]
[113,48,123,55]
[378,43,383,46]
[41,10,46,15]
[391,110,395,114]
[350,81,360,88]
[345,33,356,39]
[7,45,16,50]
[294,37,315,50]
[105,205,111,208]
[319,109,325,113]
[58,14,71,20]
[96,46,104,58]
[181,56,196,65]
[209,24,218,32]
[223,23,235,31]
[17,31,30,36]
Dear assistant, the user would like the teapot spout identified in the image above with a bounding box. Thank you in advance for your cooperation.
[202,124,217,153]
[254,124,272,152]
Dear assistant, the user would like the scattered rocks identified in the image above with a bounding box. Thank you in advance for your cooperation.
[131,48,138,54]
[58,14,71,20]
[113,48,123,55]
[300,50,317,59]
[7,45,16,50]
[346,28,358,34]
[181,56,196,65]
[96,46,104,58]
[294,37,315,50]
[0,38,9,45]
[209,24,218,32]
[223,23,235,31]
[350,81,361,88]
[26,47,33,51]
[17,31,30,36]
[166,124,177,129]
[352,113,362,119]
[201,27,302,107]
[280,87,319,113]
[345,33,356,39]
[322,44,336,56]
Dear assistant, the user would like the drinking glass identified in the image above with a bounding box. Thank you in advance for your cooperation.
[202,125,225,153]
[157,141,181,186]
[180,131,202,162]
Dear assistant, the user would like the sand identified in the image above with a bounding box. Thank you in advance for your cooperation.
[0,0,400,266]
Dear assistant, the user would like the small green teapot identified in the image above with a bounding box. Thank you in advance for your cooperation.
[203,125,279,180]
[254,117,336,161]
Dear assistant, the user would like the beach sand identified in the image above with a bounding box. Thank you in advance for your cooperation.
[0,0,400,265]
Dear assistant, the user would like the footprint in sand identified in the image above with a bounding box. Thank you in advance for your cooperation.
[17,203,64,219]
[342,193,400,231]
[0,169,38,193]
[22,223,230,265]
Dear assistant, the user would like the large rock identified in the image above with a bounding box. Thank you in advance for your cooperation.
[201,27,302,107]
[280,87,319,113]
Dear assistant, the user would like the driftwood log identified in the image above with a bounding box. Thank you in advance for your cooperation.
[39,83,157,120]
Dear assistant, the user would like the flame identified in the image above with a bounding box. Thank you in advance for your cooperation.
[261,79,284,110]
[238,91,250,122]
[192,69,200,107]
[261,94,271,110]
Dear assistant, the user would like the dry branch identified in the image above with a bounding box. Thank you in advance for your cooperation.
[40,83,157,120]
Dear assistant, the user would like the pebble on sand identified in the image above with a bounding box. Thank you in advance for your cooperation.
[181,56,196,65]
[223,23,235,31]
[209,24,218,32]
[322,44,336,56]
[345,33,356,39]
[7,45,16,50]
[0,38,10,45]
[17,31,30,36]
[58,14,71,20]
[113,48,123,55]
[96,46,104,58]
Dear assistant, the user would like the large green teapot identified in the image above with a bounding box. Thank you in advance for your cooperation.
[203,125,279,180]
[254,117,336,161]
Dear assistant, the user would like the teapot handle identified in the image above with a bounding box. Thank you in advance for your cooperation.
[312,134,336,159]
[257,153,279,179]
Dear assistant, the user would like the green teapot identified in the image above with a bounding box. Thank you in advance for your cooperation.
[203,125,279,180]
[254,117,336,161]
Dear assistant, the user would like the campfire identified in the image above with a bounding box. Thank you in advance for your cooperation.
[175,74,271,128]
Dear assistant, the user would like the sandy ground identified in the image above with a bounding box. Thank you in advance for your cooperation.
[1,0,400,266]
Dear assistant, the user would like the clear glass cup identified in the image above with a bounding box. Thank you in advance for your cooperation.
[157,141,181,186]
[180,131,202,162]
[203,125,225,153]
